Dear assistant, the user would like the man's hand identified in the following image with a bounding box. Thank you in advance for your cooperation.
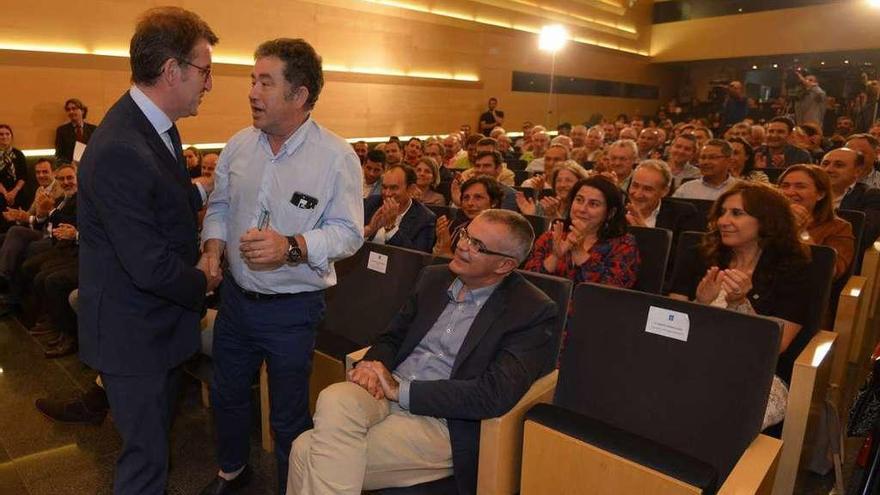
[197,251,223,293]
[192,175,215,195]
[4,190,17,206]
[239,227,289,271]
[625,203,646,227]
[52,223,77,241]
[348,361,385,400]
[36,194,54,217]
[361,361,400,402]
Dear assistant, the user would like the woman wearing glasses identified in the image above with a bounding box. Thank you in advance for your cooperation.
[524,175,640,289]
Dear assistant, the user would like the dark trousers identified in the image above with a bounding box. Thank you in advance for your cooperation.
[0,226,41,279]
[44,262,78,337]
[211,279,324,494]
[102,366,182,495]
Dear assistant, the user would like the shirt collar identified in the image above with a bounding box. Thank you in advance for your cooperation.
[447,278,499,307]
[259,115,315,158]
[129,85,173,136]
[702,174,734,189]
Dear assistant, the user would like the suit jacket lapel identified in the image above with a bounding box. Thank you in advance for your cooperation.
[451,277,510,376]
[123,93,188,182]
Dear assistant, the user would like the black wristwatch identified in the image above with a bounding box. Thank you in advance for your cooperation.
[286,236,304,264]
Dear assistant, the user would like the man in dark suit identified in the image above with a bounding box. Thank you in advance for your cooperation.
[289,209,557,495]
[76,7,220,494]
[822,147,880,255]
[364,165,436,253]
[54,98,97,163]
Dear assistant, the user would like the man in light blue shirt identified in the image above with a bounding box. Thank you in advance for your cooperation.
[199,38,363,495]
[673,139,738,201]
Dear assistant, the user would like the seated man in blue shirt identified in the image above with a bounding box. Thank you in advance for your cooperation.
[289,209,558,495]
[364,164,437,253]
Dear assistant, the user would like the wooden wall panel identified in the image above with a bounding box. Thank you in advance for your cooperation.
[0,0,672,149]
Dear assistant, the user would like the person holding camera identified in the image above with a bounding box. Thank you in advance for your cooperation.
[794,70,827,132]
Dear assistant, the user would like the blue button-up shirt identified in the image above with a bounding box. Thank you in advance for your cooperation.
[201,118,364,293]
[394,278,499,409]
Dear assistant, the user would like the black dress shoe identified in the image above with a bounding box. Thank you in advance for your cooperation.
[199,465,253,495]
[44,336,77,358]
[35,395,107,425]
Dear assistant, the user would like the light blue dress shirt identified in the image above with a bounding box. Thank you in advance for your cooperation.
[394,278,499,409]
[128,85,175,158]
[201,118,364,293]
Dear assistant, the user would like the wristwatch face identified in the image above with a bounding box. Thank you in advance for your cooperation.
[287,241,302,263]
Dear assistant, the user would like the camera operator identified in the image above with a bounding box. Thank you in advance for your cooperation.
[794,69,827,132]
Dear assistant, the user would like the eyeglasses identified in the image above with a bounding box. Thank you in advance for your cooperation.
[181,60,212,80]
[458,228,517,259]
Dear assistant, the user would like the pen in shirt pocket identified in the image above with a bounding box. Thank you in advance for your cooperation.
[257,209,271,231]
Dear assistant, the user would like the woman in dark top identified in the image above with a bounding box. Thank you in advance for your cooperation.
[0,124,28,209]
[669,182,812,380]
[728,137,769,183]
[525,175,639,288]
[433,176,502,258]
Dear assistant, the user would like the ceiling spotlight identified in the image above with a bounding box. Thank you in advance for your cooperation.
[751,65,758,70]
[869,0,880,7]
[820,61,826,65]
[539,25,568,53]
[845,59,850,64]
[772,63,779,68]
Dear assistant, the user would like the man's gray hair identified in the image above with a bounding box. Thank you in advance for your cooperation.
[635,159,672,189]
[477,209,535,263]
[609,139,638,158]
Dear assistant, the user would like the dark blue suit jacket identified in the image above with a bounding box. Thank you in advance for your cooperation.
[364,196,437,253]
[77,92,206,375]
[364,266,557,495]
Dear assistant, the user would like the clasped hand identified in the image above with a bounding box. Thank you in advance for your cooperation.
[52,223,77,241]
[196,251,223,293]
[696,266,753,305]
[239,227,288,270]
[348,360,400,401]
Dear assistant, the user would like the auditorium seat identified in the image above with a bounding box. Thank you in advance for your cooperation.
[520,283,784,494]
[628,225,672,294]
[667,198,713,231]
[838,208,866,274]
[312,242,435,409]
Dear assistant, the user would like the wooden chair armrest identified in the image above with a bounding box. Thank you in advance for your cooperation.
[772,330,837,495]
[477,370,558,495]
[345,346,371,373]
[832,276,866,384]
[719,434,782,495]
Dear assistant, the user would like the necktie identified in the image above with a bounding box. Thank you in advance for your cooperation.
[167,124,185,170]
[75,124,83,143]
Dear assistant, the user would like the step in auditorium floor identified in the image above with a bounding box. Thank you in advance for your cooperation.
[0,317,859,494]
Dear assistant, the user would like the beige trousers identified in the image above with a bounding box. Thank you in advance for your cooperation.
[287,381,454,495]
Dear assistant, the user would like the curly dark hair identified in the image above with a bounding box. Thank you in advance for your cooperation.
[700,182,810,277]
[565,175,627,240]
[255,38,324,110]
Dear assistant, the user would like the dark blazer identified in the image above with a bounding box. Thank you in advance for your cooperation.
[364,266,558,495]
[36,192,78,229]
[840,182,880,254]
[54,121,97,163]
[77,92,206,375]
[364,196,437,253]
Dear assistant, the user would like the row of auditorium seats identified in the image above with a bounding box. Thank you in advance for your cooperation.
[190,225,880,494]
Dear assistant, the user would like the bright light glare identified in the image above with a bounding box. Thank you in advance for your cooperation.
[539,25,568,53]
[869,0,880,7]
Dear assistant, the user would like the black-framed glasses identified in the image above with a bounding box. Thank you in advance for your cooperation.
[181,60,212,80]
[458,228,517,259]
